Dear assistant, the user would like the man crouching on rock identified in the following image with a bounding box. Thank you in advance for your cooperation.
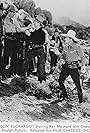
[58,30,87,103]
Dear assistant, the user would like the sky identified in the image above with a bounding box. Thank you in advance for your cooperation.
[34,0,90,26]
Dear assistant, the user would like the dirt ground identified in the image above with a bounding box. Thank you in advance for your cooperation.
[0,67,90,123]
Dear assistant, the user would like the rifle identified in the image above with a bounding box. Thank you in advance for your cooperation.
[0,3,10,57]
[1,18,5,65]
[23,40,26,60]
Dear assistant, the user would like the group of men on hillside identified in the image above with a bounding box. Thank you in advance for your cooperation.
[0,1,87,104]
[0,2,47,84]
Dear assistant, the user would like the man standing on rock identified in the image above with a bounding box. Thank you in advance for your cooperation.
[22,15,46,83]
[0,2,10,79]
[58,30,86,103]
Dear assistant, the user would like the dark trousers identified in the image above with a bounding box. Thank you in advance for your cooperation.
[59,64,83,103]
[2,38,18,77]
[27,60,34,76]
[0,39,3,75]
[16,45,24,76]
[22,47,46,82]
[49,50,57,70]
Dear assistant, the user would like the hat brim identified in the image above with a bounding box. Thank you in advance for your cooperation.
[35,15,46,24]
[61,33,79,42]
[18,9,28,15]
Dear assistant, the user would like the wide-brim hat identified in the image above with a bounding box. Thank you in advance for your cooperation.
[61,30,79,42]
[18,9,28,15]
[9,5,17,13]
[35,14,46,24]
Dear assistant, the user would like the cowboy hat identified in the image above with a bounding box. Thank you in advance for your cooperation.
[35,14,46,24]
[18,9,28,15]
[61,30,79,42]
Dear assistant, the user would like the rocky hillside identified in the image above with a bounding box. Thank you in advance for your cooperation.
[54,16,86,29]
[1,0,90,123]
[0,62,90,122]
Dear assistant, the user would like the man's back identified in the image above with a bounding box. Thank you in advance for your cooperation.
[29,27,45,45]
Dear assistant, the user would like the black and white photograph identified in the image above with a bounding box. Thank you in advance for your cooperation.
[0,0,90,131]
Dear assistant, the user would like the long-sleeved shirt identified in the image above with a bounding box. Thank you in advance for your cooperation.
[4,16,16,33]
[62,43,86,66]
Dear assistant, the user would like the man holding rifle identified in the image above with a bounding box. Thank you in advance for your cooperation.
[0,2,10,79]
